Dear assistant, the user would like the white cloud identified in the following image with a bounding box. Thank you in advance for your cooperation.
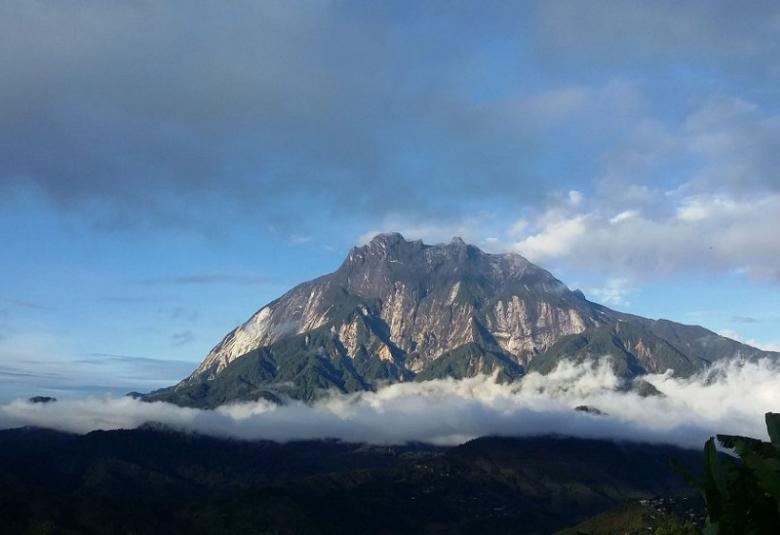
[513,215,588,262]
[609,210,637,224]
[676,196,745,222]
[588,278,634,307]
[2,358,778,449]
[568,190,584,206]
[507,218,528,237]
[289,235,312,245]
[348,92,778,282]
[512,94,780,281]
[718,329,780,353]
[508,192,780,281]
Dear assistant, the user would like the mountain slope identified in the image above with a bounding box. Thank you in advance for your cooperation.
[145,233,777,407]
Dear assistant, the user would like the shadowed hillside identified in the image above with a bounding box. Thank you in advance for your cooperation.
[0,427,702,534]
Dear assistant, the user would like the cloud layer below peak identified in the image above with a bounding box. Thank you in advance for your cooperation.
[2,359,778,449]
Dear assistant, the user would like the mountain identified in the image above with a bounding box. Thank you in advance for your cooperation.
[0,427,703,534]
[145,233,777,407]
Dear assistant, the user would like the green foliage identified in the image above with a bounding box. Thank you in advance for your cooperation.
[654,518,699,535]
[684,412,780,534]
[528,321,699,378]
[413,342,524,382]
[557,501,700,535]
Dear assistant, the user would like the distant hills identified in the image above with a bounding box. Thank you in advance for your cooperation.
[146,233,777,407]
[0,427,703,534]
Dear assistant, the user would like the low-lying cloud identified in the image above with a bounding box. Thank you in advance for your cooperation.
[1,359,778,449]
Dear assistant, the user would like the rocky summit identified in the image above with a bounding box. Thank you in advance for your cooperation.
[145,233,777,407]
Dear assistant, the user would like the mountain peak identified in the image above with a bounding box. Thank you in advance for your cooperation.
[332,233,574,306]
[359,233,483,259]
[346,233,543,283]
[369,232,406,247]
[347,232,423,266]
[366,233,473,250]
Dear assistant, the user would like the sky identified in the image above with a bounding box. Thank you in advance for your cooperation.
[1,0,780,400]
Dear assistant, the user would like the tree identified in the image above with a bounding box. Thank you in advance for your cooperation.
[682,412,780,534]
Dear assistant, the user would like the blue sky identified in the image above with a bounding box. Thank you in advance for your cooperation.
[1,1,779,400]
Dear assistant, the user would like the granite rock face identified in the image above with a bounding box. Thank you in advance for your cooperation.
[146,234,777,407]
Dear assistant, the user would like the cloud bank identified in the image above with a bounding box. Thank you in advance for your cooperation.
[2,359,778,449]
[4,2,777,235]
[0,1,549,229]
[511,192,780,281]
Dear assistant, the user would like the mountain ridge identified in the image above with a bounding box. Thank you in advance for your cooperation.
[145,233,777,407]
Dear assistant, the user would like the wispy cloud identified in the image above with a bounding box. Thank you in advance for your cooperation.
[0,299,54,311]
[81,352,193,365]
[731,316,761,324]
[136,273,273,286]
[0,353,196,403]
[289,235,312,245]
[99,296,172,304]
[171,330,195,347]
[0,365,62,379]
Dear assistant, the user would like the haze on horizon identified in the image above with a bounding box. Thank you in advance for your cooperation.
[1,0,780,399]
